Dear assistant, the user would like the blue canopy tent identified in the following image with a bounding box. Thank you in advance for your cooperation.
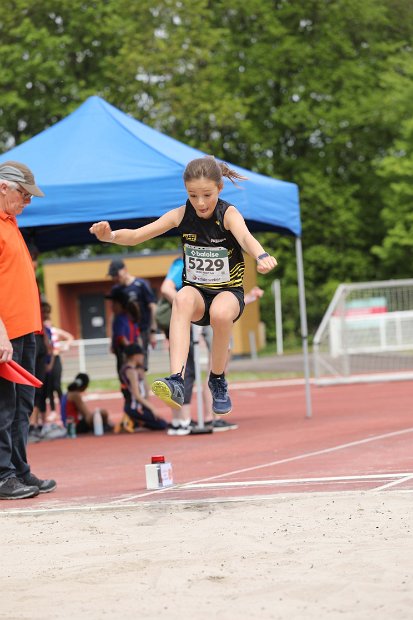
[0,96,311,416]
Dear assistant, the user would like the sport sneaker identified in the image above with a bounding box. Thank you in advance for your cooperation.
[167,420,192,436]
[20,472,57,494]
[40,424,67,440]
[208,375,232,415]
[206,419,238,432]
[27,429,41,444]
[151,372,184,410]
[0,476,39,500]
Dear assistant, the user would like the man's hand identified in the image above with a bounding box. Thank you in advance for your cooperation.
[149,331,158,349]
[0,333,13,363]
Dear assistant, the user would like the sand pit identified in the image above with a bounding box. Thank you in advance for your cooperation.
[1,492,412,619]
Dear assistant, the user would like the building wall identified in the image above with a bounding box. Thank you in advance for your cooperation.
[43,251,261,355]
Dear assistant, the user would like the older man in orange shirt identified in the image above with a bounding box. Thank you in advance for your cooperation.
[0,161,56,499]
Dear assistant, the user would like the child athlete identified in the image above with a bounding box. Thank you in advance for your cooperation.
[90,156,277,415]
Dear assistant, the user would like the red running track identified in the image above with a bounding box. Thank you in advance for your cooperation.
[3,379,413,512]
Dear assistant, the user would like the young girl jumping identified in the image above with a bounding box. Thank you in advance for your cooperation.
[90,156,277,415]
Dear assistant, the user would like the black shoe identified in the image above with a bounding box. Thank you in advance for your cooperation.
[208,375,232,415]
[151,371,185,409]
[0,476,39,500]
[206,419,239,432]
[20,472,57,494]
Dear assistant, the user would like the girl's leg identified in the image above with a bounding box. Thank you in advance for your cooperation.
[168,287,205,375]
[207,292,240,416]
[151,288,204,410]
[209,292,239,374]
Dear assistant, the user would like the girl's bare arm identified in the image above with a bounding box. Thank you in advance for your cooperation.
[224,206,278,274]
[89,207,184,246]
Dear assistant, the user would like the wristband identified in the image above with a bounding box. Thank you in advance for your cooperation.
[109,230,117,242]
[257,252,269,261]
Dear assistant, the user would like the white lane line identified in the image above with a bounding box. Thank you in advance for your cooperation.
[108,486,180,504]
[6,430,412,514]
[372,474,413,492]
[0,491,351,517]
[3,473,411,517]
[6,473,409,516]
[111,429,413,503]
[182,473,413,489]
[179,427,413,486]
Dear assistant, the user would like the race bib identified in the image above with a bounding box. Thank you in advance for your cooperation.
[184,245,230,284]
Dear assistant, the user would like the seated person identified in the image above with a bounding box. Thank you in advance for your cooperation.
[61,373,112,434]
[119,344,167,432]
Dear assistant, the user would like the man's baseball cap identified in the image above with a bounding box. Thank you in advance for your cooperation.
[0,161,45,197]
[107,258,125,276]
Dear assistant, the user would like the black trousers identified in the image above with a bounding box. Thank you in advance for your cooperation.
[125,404,167,431]
[0,332,35,481]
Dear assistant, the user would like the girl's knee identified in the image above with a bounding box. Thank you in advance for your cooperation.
[209,292,239,325]
[209,306,237,326]
[174,288,202,314]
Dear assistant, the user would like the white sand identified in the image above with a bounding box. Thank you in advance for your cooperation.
[1,492,412,619]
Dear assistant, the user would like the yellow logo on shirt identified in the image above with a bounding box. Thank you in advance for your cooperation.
[183,233,197,241]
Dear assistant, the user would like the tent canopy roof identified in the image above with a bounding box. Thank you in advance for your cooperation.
[0,96,301,251]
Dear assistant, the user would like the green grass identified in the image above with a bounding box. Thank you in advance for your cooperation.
[63,347,305,392]
[80,368,302,393]
[257,342,304,357]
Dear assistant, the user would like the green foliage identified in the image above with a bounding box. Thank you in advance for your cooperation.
[1,0,413,345]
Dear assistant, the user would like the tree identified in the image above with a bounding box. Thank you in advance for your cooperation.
[1,0,413,342]
[0,0,119,149]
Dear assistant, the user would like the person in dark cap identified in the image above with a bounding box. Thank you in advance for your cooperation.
[107,258,126,277]
[107,258,157,371]
[0,161,56,499]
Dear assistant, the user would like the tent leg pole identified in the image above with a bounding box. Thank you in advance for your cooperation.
[192,324,204,428]
[190,325,212,434]
[296,236,312,418]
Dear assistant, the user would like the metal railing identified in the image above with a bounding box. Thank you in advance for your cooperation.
[60,334,211,383]
[313,279,413,383]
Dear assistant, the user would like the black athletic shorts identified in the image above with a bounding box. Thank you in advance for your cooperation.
[184,284,245,327]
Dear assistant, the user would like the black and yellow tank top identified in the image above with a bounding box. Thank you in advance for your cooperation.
[178,198,245,292]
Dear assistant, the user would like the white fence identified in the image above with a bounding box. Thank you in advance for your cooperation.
[60,334,211,383]
[60,335,170,383]
[313,279,413,384]
[329,310,413,356]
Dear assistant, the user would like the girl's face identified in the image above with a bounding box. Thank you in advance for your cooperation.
[185,178,223,219]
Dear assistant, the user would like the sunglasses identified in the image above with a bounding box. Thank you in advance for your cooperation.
[14,187,33,200]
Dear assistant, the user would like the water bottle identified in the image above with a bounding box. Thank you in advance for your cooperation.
[93,408,104,436]
[67,417,77,439]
